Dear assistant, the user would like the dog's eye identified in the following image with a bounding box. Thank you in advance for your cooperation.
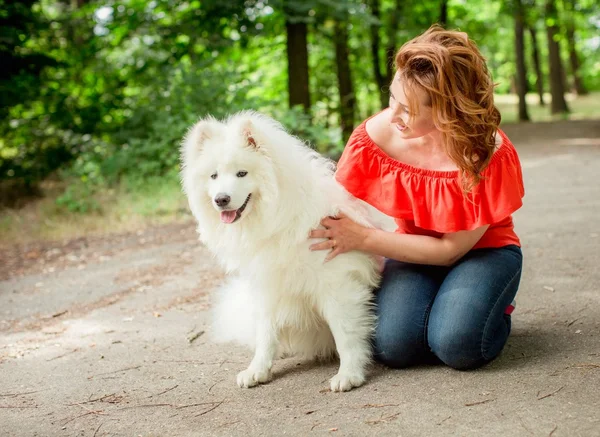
[236,171,248,178]
[210,173,218,180]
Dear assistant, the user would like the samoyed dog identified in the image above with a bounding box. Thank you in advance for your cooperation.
[180,111,389,392]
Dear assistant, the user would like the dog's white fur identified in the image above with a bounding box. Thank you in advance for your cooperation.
[180,111,390,392]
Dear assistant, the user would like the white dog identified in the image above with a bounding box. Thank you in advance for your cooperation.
[180,111,389,392]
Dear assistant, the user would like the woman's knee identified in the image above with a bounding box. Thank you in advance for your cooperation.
[428,328,485,370]
[372,323,422,368]
[428,315,511,370]
[427,246,522,370]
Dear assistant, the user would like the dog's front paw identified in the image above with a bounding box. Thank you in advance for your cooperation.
[236,367,271,388]
[330,371,365,392]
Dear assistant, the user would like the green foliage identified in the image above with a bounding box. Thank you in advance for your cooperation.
[0,0,599,210]
[275,106,342,154]
[55,179,100,213]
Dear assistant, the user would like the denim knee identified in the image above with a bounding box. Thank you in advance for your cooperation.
[373,324,422,369]
[427,315,512,370]
[428,326,487,370]
[427,246,522,370]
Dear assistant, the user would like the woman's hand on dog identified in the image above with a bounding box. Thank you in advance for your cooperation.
[309,212,370,262]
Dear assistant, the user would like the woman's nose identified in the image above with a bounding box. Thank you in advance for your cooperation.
[390,107,403,122]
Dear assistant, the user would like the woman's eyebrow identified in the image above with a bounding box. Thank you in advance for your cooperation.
[390,91,409,108]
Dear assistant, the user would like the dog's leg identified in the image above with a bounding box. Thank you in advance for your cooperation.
[236,317,278,388]
[321,289,374,392]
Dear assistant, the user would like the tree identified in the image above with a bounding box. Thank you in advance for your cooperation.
[368,0,389,109]
[439,0,449,28]
[0,0,55,117]
[384,0,403,88]
[563,0,588,95]
[513,0,531,121]
[285,4,311,112]
[527,24,546,106]
[522,0,546,106]
[334,18,356,142]
[367,0,405,110]
[544,0,570,114]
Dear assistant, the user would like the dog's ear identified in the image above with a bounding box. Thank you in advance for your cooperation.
[240,119,260,149]
[190,119,215,149]
[181,118,218,161]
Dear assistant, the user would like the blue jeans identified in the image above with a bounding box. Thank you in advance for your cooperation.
[373,245,522,370]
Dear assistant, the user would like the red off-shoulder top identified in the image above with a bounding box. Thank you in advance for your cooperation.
[335,117,525,250]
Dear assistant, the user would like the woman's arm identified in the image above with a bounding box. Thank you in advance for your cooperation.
[309,214,488,266]
[361,225,488,266]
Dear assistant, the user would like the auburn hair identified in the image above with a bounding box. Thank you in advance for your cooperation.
[395,25,501,192]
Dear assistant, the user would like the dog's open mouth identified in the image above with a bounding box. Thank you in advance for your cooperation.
[220,194,252,224]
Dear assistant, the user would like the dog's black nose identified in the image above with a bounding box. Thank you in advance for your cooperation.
[214,194,231,207]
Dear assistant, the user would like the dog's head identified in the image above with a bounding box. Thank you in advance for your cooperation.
[181,113,280,229]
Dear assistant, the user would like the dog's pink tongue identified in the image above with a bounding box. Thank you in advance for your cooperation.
[220,210,237,224]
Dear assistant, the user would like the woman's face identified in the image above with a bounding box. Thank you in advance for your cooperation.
[388,72,438,139]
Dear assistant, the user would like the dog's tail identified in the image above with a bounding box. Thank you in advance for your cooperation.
[210,276,257,350]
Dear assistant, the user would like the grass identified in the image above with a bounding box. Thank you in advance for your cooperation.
[496,91,600,124]
[0,174,191,247]
[1,91,598,246]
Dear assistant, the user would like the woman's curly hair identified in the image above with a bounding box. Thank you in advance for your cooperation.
[395,25,501,192]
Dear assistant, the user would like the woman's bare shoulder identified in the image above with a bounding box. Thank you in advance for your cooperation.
[365,109,392,147]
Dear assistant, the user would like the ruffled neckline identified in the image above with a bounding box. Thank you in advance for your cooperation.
[334,115,525,233]
[356,114,511,179]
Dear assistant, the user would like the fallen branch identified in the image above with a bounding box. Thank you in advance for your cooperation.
[194,399,225,417]
[187,330,205,343]
[87,365,141,379]
[537,386,564,400]
[117,403,174,410]
[61,409,105,426]
[549,425,558,437]
[0,405,38,409]
[0,390,41,398]
[465,398,495,407]
[217,419,241,429]
[361,403,400,409]
[147,385,178,398]
[67,393,120,406]
[208,380,223,394]
[437,416,451,425]
[93,422,103,437]
[116,401,222,412]
[364,412,400,425]
[177,401,223,410]
[43,310,68,320]
[517,415,533,435]
[571,363,600,369]
[47,348,80,361]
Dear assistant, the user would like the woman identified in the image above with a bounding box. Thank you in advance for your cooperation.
[310,25,524,370]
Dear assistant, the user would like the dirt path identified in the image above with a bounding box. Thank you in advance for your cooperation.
[1,120,599,436]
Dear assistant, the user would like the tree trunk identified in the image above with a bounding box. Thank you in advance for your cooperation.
[369,0,388,109]
[285,19,311,112]
[334,20,356,143]
[385,0,402,86]
[545,0,570,114]
[514,0,530,121]
[439,0,449,28]
[564,0,588,95]
[528,25,545,106]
